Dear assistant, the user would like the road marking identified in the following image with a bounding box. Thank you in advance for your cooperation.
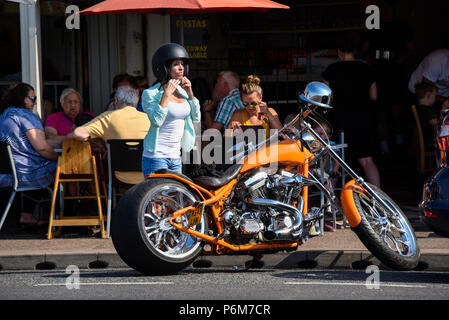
[285,281,428,288]
[34,281,174,287]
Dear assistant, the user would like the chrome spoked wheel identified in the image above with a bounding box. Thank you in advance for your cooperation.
[350,182,420,270]
[356,190,417,258]
[141,184,205,261]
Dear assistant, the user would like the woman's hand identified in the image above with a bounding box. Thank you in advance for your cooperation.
[259,101,269,115]
[258,101,283,130]
[180,76,194,99]
[160,79,180,108]
[164,79,180,97]
[228,121,243,135]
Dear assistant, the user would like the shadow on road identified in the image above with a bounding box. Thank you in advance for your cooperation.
[273,269,449,285]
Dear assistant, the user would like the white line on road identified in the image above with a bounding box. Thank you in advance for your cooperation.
[34,281,174,287]
[285,281,428,288]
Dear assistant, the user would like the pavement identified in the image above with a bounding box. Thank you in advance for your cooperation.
[1,204,449,272]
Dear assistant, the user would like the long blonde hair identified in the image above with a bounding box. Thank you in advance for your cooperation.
[241,75,262,98]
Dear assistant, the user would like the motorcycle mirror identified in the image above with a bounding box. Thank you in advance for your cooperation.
[299,82,333,109]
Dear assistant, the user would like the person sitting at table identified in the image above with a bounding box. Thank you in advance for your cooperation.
[226,75,282,138]
[0,82,58,227]
[202,70,244,132]
[44,88,95,147]
[68,86,150,184]
[104,74,137,112]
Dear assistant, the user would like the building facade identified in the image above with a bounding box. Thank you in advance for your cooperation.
[2,0,448,124]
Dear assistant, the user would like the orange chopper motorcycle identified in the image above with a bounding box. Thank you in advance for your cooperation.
[112,82,420,275]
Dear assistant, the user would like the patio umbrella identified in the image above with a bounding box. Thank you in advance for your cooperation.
[80,0,289,45]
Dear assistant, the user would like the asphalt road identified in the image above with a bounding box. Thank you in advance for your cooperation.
[1,267,449,301]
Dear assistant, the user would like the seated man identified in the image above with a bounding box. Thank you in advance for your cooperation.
[105,73,137,112]
[68,86,150,185]
[202,71,244,132]
[408,49,449,105]
[45,88,95,147]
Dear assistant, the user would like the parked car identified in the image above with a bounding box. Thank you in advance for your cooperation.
[420,112,449,237]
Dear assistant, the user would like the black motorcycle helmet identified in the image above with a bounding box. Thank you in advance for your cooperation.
[152,43,190,82]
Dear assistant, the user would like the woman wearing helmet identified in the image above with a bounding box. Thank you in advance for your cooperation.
[141,43,201,175]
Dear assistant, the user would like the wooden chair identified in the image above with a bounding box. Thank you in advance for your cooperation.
[47,139,107,239]
[411,104,436,173]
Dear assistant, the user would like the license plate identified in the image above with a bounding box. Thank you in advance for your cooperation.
[188,202,204,227]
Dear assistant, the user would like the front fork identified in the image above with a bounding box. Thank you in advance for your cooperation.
[303,123,397,226]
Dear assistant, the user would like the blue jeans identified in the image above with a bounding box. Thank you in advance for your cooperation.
[142,157,182,176]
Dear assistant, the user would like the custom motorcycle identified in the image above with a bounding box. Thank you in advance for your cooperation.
[112,82,420,275]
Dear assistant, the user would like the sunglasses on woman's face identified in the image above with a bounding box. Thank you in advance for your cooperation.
[242,102,258,107]
[27,96,37,103]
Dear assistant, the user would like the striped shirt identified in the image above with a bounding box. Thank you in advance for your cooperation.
[213,88,244,128]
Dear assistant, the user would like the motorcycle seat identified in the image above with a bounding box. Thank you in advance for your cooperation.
[193,163,242,190]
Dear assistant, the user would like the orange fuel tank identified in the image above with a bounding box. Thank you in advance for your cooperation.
[241,139,314,173]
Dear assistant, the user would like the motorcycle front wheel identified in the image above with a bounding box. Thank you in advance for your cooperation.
[111,178,206,275]
[344,182,420,270]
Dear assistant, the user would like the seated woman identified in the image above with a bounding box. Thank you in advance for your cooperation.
[44,88,95,147]
[0,83,58,226]
[226,75,282,139]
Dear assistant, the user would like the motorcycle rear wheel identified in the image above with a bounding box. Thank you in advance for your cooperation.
[349,183,420,270]
[111,178,206,275]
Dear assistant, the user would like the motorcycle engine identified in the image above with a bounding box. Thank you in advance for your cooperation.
[244,171,268,198]
[224,169,304,244]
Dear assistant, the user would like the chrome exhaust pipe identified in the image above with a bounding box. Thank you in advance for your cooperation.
[248,197,304,240]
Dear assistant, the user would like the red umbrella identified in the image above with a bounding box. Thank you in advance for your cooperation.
[80,0,289,45]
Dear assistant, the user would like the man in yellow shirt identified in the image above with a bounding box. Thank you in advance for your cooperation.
[68,86,150,184]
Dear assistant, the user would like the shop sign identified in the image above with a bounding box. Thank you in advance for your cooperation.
[230,48,308,74]
[171,15,209,59]
[266,49,308,73]
[184,45,208,59]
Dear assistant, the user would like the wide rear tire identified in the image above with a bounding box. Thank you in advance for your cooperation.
[111,178,206,275]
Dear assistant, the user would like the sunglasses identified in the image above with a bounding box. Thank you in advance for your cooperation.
[242,102,258,107]
[27,96,37,103]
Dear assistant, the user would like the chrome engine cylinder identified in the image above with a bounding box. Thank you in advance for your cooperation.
[247,197,304,240]
[244,172,268,198]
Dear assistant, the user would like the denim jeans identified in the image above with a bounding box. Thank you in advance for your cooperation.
[142,157,182,176]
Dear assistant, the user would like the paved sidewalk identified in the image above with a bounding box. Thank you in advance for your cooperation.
[1,184,448,273]
[1,228,448,272]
